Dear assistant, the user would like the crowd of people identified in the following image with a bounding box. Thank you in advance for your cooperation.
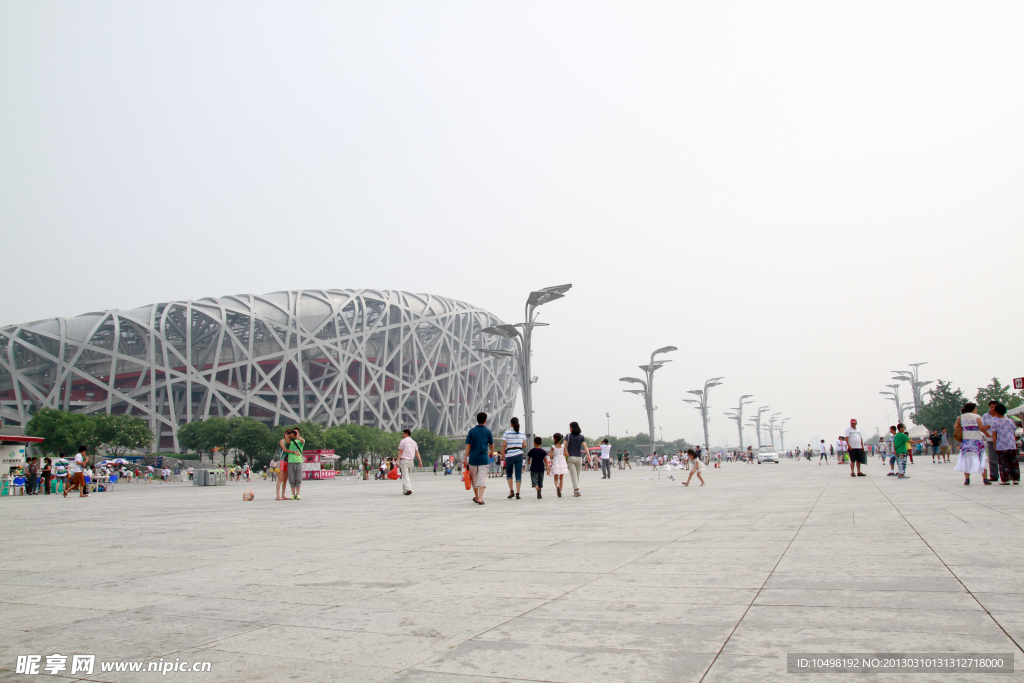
[14,400,1020,503]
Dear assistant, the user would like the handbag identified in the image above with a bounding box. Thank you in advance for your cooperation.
[953,419,963,443]
[462,466,472,490]
[386,466,399,480]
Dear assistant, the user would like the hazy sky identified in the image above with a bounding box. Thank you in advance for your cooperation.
[3,2,1023,448]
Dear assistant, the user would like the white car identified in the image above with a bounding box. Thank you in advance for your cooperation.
[757,447,779,464]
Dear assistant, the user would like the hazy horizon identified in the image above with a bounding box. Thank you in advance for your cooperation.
[3,2,1022,449]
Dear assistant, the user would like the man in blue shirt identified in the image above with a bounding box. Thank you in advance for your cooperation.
[464,412,494,505]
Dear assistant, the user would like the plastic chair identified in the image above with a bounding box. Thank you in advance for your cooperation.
[12,476,26,496]
[107,474,118,490]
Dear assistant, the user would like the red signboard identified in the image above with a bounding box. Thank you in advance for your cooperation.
[301,449,337,480]
[1014,378,1024,391]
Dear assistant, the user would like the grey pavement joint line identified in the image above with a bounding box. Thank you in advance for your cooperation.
[915,470,1024,524]
[697,464,839,683]
[866,474,1024,655]
[381,481,787,681]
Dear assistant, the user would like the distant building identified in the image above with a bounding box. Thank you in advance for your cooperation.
[0,289,518,450]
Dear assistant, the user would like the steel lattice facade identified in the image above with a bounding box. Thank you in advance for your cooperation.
[0,290,518,451]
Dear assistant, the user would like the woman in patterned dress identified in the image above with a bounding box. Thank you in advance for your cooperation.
[954,403,993,485]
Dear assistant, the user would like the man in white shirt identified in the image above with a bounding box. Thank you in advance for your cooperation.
[844,419,867,477]
[396,429,422,495]
[599,439,612,479]
[65,445,89,498]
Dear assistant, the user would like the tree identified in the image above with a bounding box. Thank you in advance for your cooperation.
[324,424,357,461]
[975,378,1024,412]
[25,408,99,455]
[93,414,154,456]
[371,429,402,462]
[227,417,274,469]
[201,417,233,466]
[176,421,207,460]
[912,380,967,435]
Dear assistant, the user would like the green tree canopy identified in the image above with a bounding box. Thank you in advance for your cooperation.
[176,421,206,459]
[227,416,274,468]
[912,379,967,434]
[975,377,1024,412]
[93,414,154,456]
[25,408,99,455]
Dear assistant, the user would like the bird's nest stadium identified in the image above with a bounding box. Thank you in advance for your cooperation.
[0,290,518,451]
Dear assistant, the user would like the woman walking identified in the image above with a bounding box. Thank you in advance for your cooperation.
[502,417,526,499]
[682,449,706,486]
[954,403,992,485]
[565,422,588,498]
[549,432,569,497]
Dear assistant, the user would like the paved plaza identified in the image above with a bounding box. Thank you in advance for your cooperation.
[2,458,1023,682]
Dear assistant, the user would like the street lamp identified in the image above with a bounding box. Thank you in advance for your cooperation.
[748,406,770,448]
[778,418,790,450]
[724,395,754,452]
[880,384,913,425]
[605,412,610,438]
[478,284,572,444]
[768,412,782,447]
[891,363,932,418]
[620,346,676,457]
[683,377,724,455]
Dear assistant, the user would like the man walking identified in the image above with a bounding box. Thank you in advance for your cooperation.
[845,419,867,477]
[617,449,623,469]
[929,429,941,463]
[464,412,493,505]
[65,445,89,497]
[819,440,827,464]
[982,401,1000,484]
[397,429,423,495]
[940,428,951,463]
[599,439,612,479]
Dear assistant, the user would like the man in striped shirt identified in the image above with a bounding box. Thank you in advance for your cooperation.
[502,417,527,500]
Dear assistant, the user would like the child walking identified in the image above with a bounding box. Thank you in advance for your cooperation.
[527,437,550,499]
[549,433,569,497]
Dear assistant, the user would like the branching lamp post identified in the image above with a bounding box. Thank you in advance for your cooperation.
[620,346,677,457]
[778,418,790,451]
[478,284,572,444]
[891,363,932,418]
[683,377,724,455]
[724,395,754,452]
[880,384,913,425]
[768,412,782,447]
[749,406,770,448]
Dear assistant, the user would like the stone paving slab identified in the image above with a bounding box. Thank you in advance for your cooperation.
[1,458,1022,682]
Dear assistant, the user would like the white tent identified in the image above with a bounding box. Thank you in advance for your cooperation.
[907,424,929,438]
[1008,404,1024,417]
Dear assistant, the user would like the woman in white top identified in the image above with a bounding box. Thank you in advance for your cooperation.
[549,432,569,497]
[954,402,992,485]
[683,449,706,487]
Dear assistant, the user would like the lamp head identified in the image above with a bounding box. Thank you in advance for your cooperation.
[478,349,515,358]
[540,284,573,295]
[482,325,520,339]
